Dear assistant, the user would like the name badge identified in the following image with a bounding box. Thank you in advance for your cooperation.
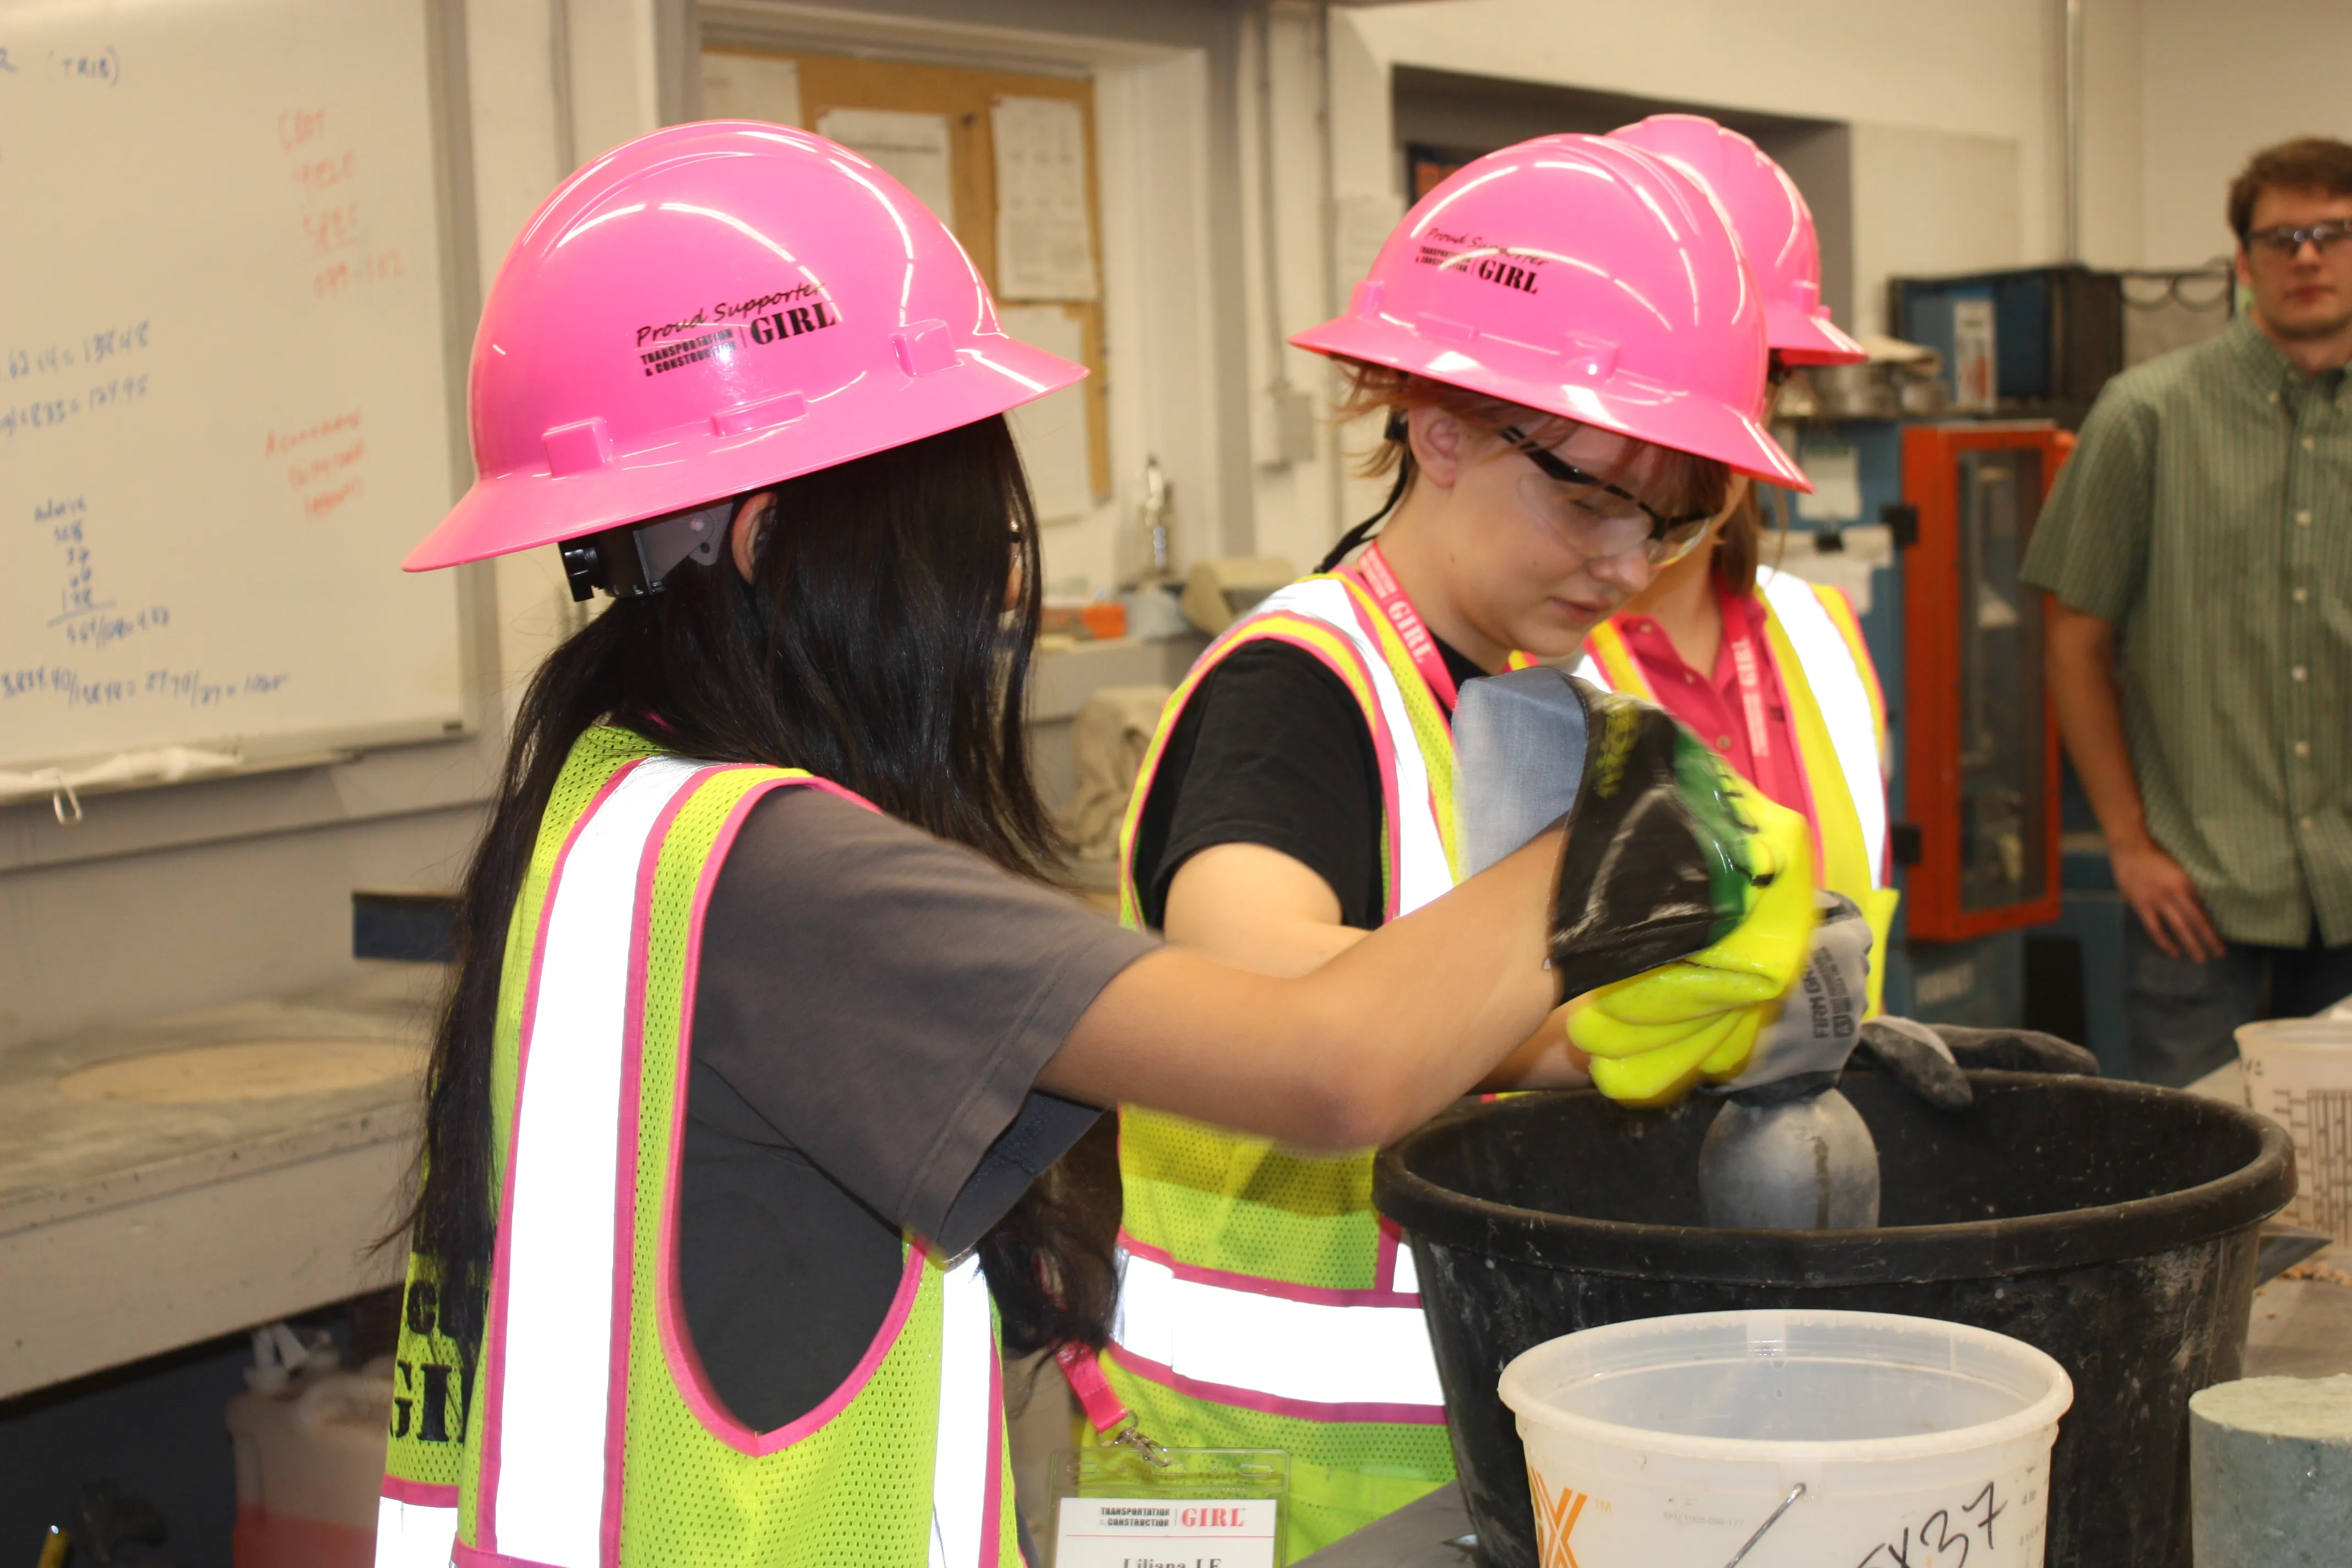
[1050,1448,1286,1568]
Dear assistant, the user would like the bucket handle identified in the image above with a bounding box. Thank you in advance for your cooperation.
[1719,1483,1806,1568]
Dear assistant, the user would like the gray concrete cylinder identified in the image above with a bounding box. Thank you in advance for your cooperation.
[2190,1374,2352,1567]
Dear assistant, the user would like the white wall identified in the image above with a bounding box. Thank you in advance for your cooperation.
[2139,0,2352,267]
[1284,0,2073,557]
[1330,0,2066,331]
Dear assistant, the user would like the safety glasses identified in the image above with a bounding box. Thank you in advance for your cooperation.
[1496,425,1718,566]
[2246,220,2352,258]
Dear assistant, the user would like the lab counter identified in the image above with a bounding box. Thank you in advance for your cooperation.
[0,965,433,1399]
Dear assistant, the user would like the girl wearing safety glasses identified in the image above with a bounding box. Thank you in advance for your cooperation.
[1101,134,1812,1560]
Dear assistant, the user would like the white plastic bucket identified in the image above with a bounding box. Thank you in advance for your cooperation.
[2235,1018,2352,1238]
[1498,1310,2072,1568]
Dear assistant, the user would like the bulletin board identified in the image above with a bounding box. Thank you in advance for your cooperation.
[0,0,470,784]
[698,46,1111,510]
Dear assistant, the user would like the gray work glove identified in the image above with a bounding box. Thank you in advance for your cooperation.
[1714,892,1873,1106]
[1853,1018,2101,1112]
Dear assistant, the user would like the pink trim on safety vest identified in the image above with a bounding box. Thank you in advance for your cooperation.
[478,757,646,1554]
[1117,1232,1421,1310]
[1325,574,1457,914]
[650,773,912,1455]
[1105,1341,1448,1428]
[1374,1218,1413,1298]
[600,765,734,1563]
[453,1544,565,1568]
[667,1248,927,1457]
[983,1333,1008,1563]
[379,1476,459,1509]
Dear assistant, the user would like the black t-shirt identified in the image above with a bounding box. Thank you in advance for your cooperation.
[1129,635,1487,931]
[679,787,1155,1433]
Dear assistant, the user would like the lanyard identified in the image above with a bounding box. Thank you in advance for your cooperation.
[1050,1346,1287,1568]
[1056,1343,1169,1465]
[1347,543,1458,709]
[1721,597,1773,764]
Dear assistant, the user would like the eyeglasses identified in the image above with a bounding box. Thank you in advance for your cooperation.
[2246,220,2352,258]
[1496,425,1718,565]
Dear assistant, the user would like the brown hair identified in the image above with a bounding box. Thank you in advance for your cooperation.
[1331,360,1733,525]
[2228,137,2352,241]
[1711,485,1765,598]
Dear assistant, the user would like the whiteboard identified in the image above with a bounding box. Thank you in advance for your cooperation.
[0,0,466,777]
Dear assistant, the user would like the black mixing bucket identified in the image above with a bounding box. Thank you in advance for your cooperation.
[1374,1071,2294,1568]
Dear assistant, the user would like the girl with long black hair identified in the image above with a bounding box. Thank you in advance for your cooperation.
[373,124,1792,1568]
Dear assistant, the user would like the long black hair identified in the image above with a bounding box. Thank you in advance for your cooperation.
[396,413,1120,1360]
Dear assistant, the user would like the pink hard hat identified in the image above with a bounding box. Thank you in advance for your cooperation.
[405,122,1085,573]
[1292,134,1805,489]
[1611,115,1866,367]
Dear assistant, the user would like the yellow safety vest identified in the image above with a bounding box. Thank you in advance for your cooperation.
[377,727,1017,1568]
[1108,572,1482,1562]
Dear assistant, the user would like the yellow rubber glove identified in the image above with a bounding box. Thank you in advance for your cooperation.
[1569,779,1818,1107]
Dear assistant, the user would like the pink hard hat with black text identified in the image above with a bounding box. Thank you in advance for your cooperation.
[406,121,1085,573]
[1291,133,1807,489]
[1611,113,1866,367]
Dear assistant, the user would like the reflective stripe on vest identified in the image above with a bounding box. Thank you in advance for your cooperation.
[929,1257,998,1568]
[1756,568,1888,885]
[1111,574,1457,1425]
[1109,1242,1444,1422]
[1258,575,1458,915]
[481,755,710,1562]
[376,1487,459,1568]
[382,736,1008,1568]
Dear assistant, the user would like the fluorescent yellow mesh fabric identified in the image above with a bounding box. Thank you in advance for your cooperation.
[1112,594,1462,1562]
[1101,1355,1454,1562]
[381,1252,470,1495]
[1119,1107,1384,1289]
[393,726,658,1539]
[616,764,997,1564]
[424,734,1014,1565]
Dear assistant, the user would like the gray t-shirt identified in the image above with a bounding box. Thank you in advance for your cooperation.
[679,786,1154,1431]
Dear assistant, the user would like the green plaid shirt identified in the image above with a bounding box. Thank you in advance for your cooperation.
[2024,316,2352,947]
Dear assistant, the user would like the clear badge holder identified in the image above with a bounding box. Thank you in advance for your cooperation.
[1049,1346,1289,1568]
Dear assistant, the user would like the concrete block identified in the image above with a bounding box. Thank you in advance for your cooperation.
[2190,1374,2352,1566]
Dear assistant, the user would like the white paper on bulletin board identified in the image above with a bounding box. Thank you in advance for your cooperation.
[0,0,465,777]
[998,306,1092,523]
[700,50,802,127]
[992,96,1096,301]
[817,108,954,226]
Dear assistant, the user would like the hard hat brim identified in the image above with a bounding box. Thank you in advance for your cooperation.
[1767,304,1870,367]
[404,336,1086,573]
[1291,315,1812,493]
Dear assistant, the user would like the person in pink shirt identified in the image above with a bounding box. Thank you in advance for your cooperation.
[1578,116,1898,998]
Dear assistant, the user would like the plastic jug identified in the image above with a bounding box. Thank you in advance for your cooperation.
[226,1358,395,1568]
[2235,1017,2352,1240]
[1499,1309,2072,1567]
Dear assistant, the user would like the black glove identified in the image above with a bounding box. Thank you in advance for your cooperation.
[1854,1016,1973,1110]
[1928,1024,2100,1077]
[1853,1017,2101,1114]
[1545,680,1773,1001]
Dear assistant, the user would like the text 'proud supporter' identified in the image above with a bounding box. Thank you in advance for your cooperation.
[636,301,840,378]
